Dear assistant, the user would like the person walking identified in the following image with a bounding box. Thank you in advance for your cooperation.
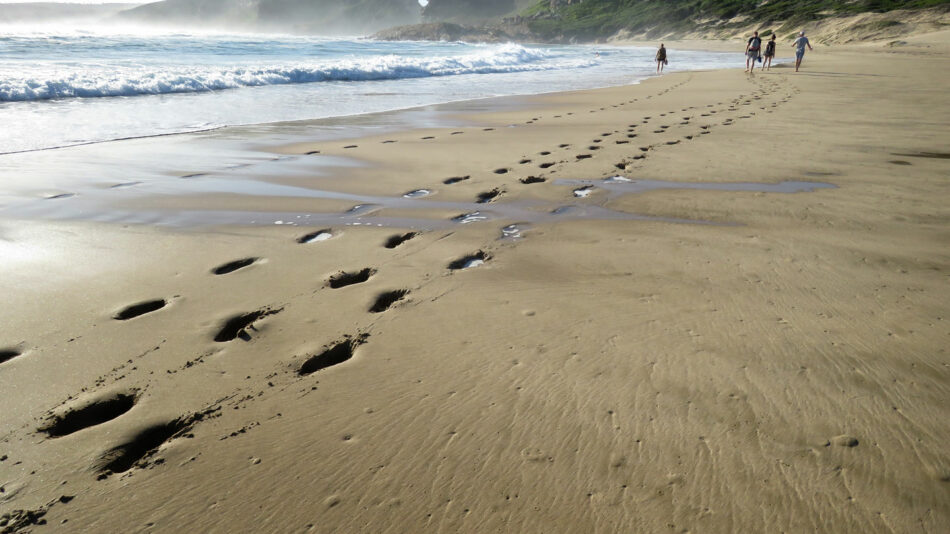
[792,31,813,72]
[762,34,777,71]
[655,43,667,74]
[745,31,762,74]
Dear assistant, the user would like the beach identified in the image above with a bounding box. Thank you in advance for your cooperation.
[1,32,949,533]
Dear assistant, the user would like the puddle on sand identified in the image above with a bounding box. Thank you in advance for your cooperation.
[500,223,530,240]
[452,211,490,224]
[573,186,594,198]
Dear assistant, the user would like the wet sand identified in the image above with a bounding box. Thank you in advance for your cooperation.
[1,34,949,533]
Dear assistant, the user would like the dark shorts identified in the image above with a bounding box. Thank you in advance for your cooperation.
[796,49,806,59]
[748,50,760,59]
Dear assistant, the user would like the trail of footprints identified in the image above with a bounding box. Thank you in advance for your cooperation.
[13,72,799,484]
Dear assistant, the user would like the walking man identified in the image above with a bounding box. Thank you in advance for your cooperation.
[655,43,667,74]
[793,31,813,72]
[745,31,762,74]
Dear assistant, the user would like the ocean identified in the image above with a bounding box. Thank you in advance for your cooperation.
[0,28,742,154]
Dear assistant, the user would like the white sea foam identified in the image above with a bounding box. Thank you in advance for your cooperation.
[0,44,587,102]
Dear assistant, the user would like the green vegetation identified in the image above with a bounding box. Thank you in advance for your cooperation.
[520,0,950,40]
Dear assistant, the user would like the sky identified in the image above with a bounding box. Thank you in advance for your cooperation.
[0,1,156,3]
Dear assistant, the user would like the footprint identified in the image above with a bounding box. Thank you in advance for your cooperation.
[558,144,570,148]
[214,308,281,342]
[666,140,680,145]
[451,131,464,135]
[539,162,556,169]
[627,134,638,138]
[181,173,207,179]
[369,290,409,313]
[494,168,509,175]
[114,299,167,321]
[520,176,546,184]
[403,189,432,198]
[110,182,141,189]
[97,412,209,476]
[328,269,375,289]
[343,145,358,149]
[519,159,532,164]
[212,258,258,275]
[39,391,138,438]
[588,146,601,150]
[576,154,592,160]
[477,188,503,204]
[539,151,551,156]
[298,335,367,376]
[615,140,629,145]
[1,348,23,365]
[46,193,76,200]
[384,232,417,249]
[297,229,334,244]
[421,136,435,140]
[443,175,470,185]
[304,151,320,155]
[448,251,489,270]
[381,140,397,144]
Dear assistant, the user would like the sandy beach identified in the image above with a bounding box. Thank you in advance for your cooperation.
[2,32,949,533]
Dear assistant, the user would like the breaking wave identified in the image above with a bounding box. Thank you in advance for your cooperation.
[0,44,592,102]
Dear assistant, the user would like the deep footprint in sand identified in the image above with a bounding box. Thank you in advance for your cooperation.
[298,335,367,376]
[97,411,211,476]
[477,188,504,204]
[369,290,409,313]
[297,229,334,244]
[40,391,139,437]
[214,308,281,342]
[443,175,470,185]
[212,258,258,275]
[448,251,490,270]
[384,232,417,249]
[520,176,546,184]
[114,299,167,321]
[0,348,24,365]
[576,154,592,160]
[494,168,509,175]
[328,268,376,289]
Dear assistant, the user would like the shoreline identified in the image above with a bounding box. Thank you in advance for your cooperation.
[2,35,949,533]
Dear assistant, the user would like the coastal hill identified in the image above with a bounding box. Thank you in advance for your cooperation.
[383,0,950,43]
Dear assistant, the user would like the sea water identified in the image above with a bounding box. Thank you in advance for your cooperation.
[0,28,742,154]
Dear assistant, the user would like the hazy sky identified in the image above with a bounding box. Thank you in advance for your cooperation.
[0,1,155,3]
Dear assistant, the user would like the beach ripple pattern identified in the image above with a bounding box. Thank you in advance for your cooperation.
[0,44,591,102]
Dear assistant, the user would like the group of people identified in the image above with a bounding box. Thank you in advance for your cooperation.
[654,30,813,75]
[745,30,813,73]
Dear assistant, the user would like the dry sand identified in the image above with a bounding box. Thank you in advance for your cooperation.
[1,34,949,533]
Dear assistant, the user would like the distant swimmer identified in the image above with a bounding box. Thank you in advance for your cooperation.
[792,31,813,72]
[655,43,667,74]
[745,31,762,74]
[762,34,777,71]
